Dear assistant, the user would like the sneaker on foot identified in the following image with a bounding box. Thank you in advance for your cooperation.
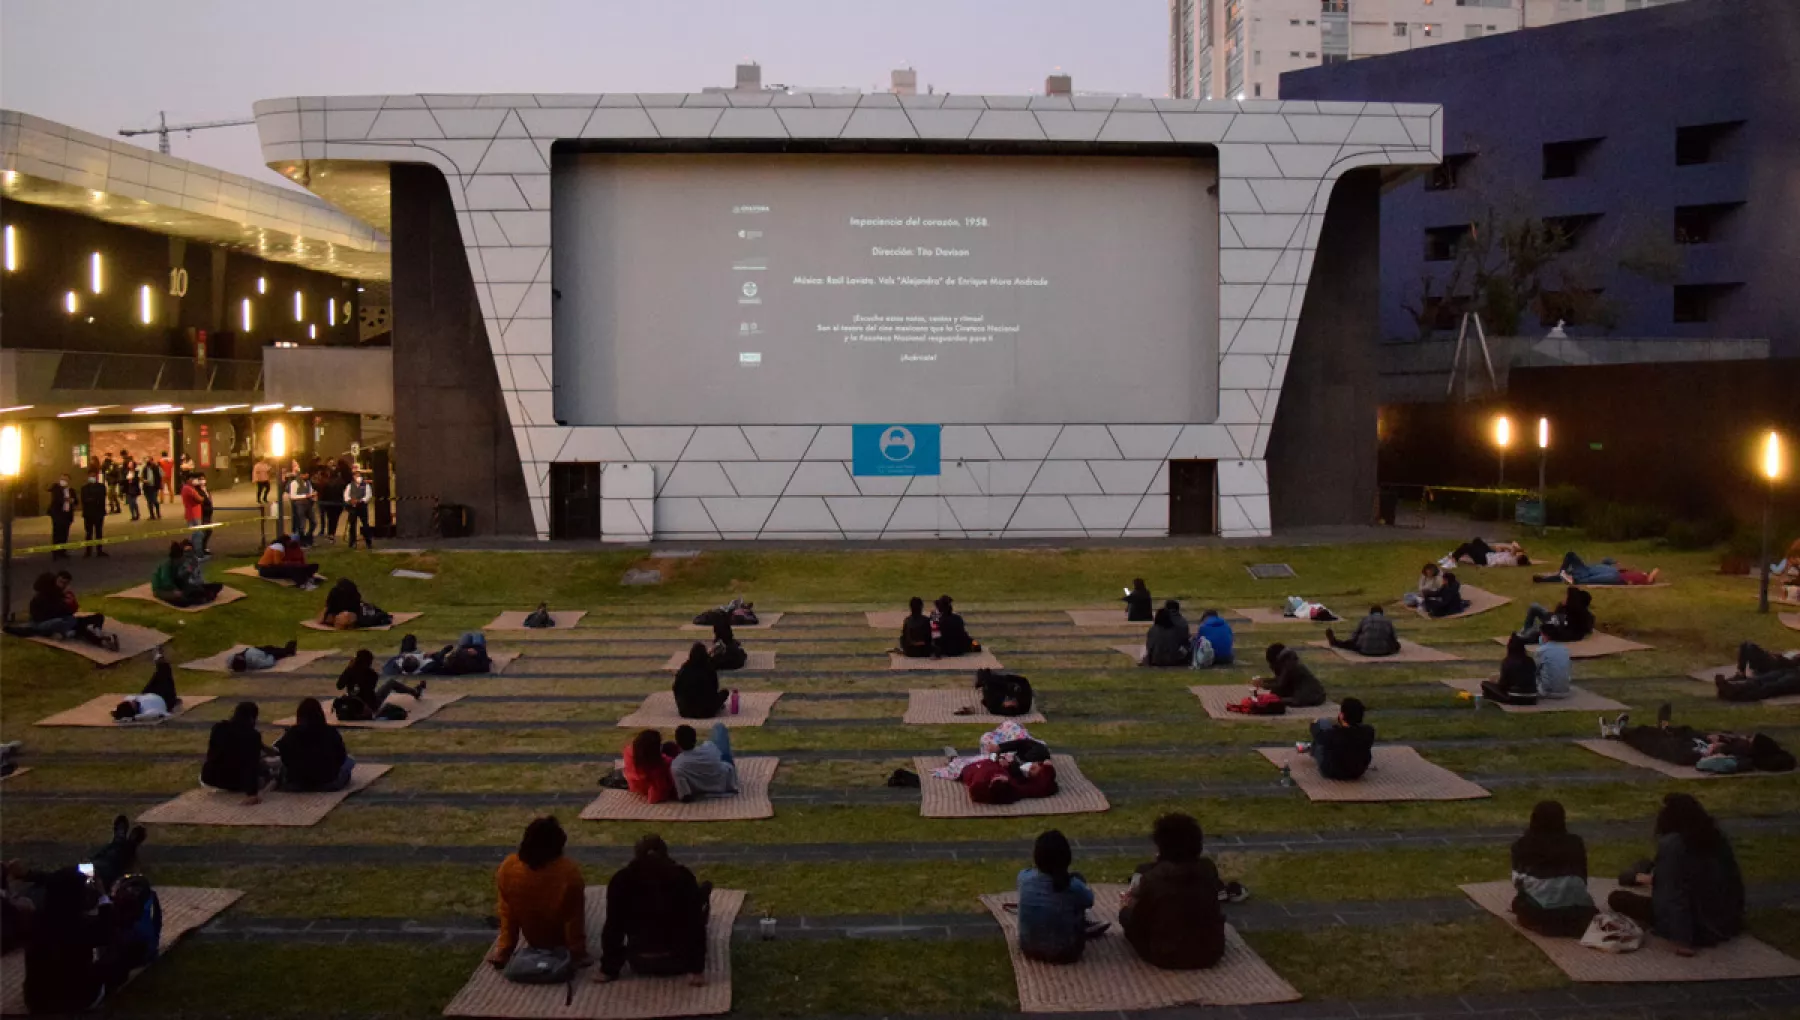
[942,745,958,760]
[104,634,121,652]
[1218,881,1251,903]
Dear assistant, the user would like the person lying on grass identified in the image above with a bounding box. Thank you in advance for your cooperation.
[1600,702,1795,774]
[1533,551,1660,586]
[112,651,181,722]
[936,720,1058,805]
[1712,642,1800,702]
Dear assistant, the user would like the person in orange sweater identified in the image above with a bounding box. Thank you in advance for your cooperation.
[624,729,676,804]
[256,535,320,589]
[487,816,589,973]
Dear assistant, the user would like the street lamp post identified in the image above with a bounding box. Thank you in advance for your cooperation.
[270,421,289,546]
[0,424,22,623]
[1537,417,1550,528]
[1493,414,1512,492]
[1758,430,1784,615]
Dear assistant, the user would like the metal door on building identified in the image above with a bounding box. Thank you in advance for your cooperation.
[1168,460,1216,536]
[549,463,601,540]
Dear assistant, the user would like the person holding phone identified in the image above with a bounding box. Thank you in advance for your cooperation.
[1122,580,1152,622]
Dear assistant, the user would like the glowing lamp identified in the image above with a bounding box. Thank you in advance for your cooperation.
[1764,431,1784,483]
[1493,415,1512,450]
[241,298,253,332]
[1537,417,1549,450]
[138,284,154,324]
[3,224,16,271]
[89,252,103,294]
[0,423,20,479]
[269,421,288,460]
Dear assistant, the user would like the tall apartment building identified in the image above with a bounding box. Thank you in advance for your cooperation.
[1170,0,1684,100]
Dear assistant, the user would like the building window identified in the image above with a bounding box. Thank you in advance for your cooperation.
[1675,121,1743,166]
[1426,153,1475,191]
[1673,203,1742,244]
[1624,0,1641,8]
[1254,83,1263,96]
[1672,283,1739,324]
[1322,52,1350,63]
[1305,50,1317,57]
[1542,213,1602,251]
[1587,0,1605,11]
[1254,50,1262,65]
[1290,50,1302,56]
[1394,21,1409,34]
[1543,137,1602,179]
[1536,289,1606,328]
[1291,17,1301,24]
[1464,24,1483,37]
[1424,225,1472,261]
[1322,0,1349,10]
[1422,23,1440,36]
[1306,19,1316,25]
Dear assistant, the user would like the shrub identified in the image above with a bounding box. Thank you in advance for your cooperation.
[1582,501,1669,542]
[1664,516,1735,551]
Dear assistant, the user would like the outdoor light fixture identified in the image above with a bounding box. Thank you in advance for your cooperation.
[1758,429,1786,614]
[328,297,336,324]
[1537,417,1549,450]
[63,291,78,315]
[89,252,103,293]
[1764,430,1784,483]
[293,291,303,322]
[269,421,289,459]
[241,298,252,332]
[138,284,154,325]
[0,424,20,480]
[309,324,317,340]
[258,276,267,294]
[0,422,18,621]
[2,225,15,271]
[252,403,285,413]
[1492,415,1512,490]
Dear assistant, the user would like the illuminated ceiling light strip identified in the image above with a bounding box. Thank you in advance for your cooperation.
[328,297,336,325]
[138,284,154,325]
[133,404,179,413]
[0,405,35,414]
[293,291,303,322]
[257,276,267,294]
[89,252,103,294]
[3,224,16,271]
[251,403,285,412]
[289,405,314,412]
[57,408,101,418]
[241,298,252,332]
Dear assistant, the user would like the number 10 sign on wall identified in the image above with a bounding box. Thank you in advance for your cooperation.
[852,425,941,477]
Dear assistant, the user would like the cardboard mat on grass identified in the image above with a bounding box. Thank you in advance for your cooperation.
[1257,745,1489,801]
[1191,686,1336,722]
[888,649,1004,671]
[981,884,1300,1012]
[681,612,782,631]
[617,691,782,728]
[299,611,423,632]
[1233,606,1330,626]
[137,763,391,826]
[580,757,777,822]
[1065,609,1149,630]
[0,886,244,1016]
[1310,638,1464,664]
[27,622,171,666]
[904,689,1045,725]
[36,694,218,727]
[864,610,910,630]
[1575,583,1671,591]
[1495,632,1654,659]
[1782,612,1799,631]
[1461,879,1800,983]
[443,887,742,1019]
[1573,739,1778,779]
[272,692,465,729]
[914,754,1109,818]
[1435,677,1627,713]
[224,565,324,588]
[107,582,247,612]
[486,610,588,630]
[1413,585,1512,620]
[1685,664,1800,707]
[0,767,28,782]
[180,645,337,674]
[661,649,776,672]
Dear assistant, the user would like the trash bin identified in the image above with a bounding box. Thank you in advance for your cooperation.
[1377,488,1400,526]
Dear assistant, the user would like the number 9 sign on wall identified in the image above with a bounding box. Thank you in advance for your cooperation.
[852,424,941,477]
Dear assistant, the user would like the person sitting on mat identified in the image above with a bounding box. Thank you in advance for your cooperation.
[201,702,277,806]
[1016,829,1104,964]
[255,535,320,589]
[598,834,712,986]
[1608,793,1743,956]
[228,640,300,674]
[974,668,1035,716]
[1324,606,1401,658]
[1420,570,1469,619]
[273,698,355,793]
[150,540,223,608]
[624,729,677,804]
[1533,552,1660,586]
[1532,632,1573,701]
[5,571,112,648]
[1122,579,1153,622]
[1120,812,1226,970]
[708,621,748,671]
[1481,634,1543,706]
[931,595,980,657]
[672,643,729,719]
[1403,562,1443,608]
[522,602,556,628]
[487,816,589,975]
[1518,587,1594,644]
[1140,606,1192,668]
[1507,800,1597,937]
[20,866,126,1013]
[1195,609,1235,666]
[1600,703,1796,774]
[335,649,427,721]
[1713,643,1800,702]
[1256,644,1327,707]
[894,597,933,658]
[1452,538,1530,567]
[670,723,738,802]
[1299,697,1374,780]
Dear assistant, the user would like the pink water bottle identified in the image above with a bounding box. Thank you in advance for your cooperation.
[729,689,740,715]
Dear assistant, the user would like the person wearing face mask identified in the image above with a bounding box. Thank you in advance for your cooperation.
[343,469,376,550]
[44,474,76,560]
[78,471,109,558]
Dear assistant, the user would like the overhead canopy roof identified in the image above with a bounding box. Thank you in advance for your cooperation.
[1,109,390,280]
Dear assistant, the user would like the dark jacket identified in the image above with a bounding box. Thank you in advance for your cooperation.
[274,722,348,790]
[29,590,73,624]
[1314,721,1375,779]
[1421,575,1467,618]
[1650,831,1745,948]
[46,480,75,519]
[975,670,1033,716]
[1544,589,1595,642]
[201,720,266,790]
[600,855,708,979]
[672,657,723,719]
[899,613,933,657]
[933,611,975,657]
[1123,587,1153,622]
[1121,858,1225,970]
[1267,649,1327,707]
[1509,829,1596,936]
[336,661,384,710]
[1142,619,1192,667]
[322,581,363,621]
[1347,612,1401,656]
[22,871,111,1014]
[1498,651,1539,697]
[78,480,107,519]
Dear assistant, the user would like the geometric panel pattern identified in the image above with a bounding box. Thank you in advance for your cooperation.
[253,93,1440,539]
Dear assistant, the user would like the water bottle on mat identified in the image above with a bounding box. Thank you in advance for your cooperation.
[729,689,740,715]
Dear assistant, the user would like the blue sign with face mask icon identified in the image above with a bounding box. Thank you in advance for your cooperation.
[851,424,941,477]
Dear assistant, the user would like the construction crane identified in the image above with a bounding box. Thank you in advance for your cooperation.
[118,111,254,156]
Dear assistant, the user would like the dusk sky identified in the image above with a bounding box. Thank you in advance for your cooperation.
[1,0,1167,187]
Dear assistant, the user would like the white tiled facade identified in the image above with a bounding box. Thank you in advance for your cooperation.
[254,92,1440,541]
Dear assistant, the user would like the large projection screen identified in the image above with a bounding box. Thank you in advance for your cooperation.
[551,153,1219,426]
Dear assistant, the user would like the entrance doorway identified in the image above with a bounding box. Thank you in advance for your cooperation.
[1168,460,1216,535]
[549,463,601,540]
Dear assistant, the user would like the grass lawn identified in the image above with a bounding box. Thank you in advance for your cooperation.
[6,536,1799,1017]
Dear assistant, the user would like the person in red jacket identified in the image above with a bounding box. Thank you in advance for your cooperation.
[624,729,677,804]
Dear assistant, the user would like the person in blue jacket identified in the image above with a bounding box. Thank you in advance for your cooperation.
[1195,610,1235,666]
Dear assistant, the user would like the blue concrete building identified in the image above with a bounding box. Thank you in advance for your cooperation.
[1283,0,1800,356]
